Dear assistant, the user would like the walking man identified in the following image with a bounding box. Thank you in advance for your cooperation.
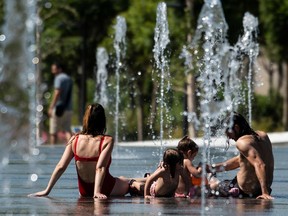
[48,63,73,144]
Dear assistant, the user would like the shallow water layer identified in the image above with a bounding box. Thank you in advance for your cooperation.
[1,144,287,215]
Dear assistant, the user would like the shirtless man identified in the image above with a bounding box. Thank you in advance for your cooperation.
[209,112,274,199]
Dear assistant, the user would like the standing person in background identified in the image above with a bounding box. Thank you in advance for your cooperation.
[48,62,73,144]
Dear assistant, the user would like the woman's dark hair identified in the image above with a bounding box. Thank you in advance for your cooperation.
[163,148,183,178]
[177,135,199,154]
[81,103,106,136]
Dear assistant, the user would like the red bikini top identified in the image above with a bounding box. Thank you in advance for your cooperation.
[74,135,105,162]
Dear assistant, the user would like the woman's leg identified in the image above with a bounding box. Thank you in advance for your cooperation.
[110,177,129,196]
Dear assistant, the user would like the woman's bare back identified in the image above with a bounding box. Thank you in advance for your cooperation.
[73,135,106,183]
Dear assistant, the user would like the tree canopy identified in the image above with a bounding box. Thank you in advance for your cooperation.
[1,0,288,140]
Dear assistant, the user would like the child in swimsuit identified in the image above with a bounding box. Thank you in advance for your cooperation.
[175,136,208,197]
[144,148,191,198]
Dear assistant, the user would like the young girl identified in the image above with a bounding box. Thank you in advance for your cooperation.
[176,135,206,197]
[144,148,191,198]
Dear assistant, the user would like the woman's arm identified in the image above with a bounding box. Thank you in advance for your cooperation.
[28,142,74,197]
[94,136,114,199]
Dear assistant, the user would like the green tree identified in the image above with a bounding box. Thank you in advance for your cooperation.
[38,0,129,123]
[111,0,189,141]
[259,0,288,129]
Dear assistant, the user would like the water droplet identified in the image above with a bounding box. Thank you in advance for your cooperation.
[45,2,52,8]
[2,157,9,166]
[32,57,39,64]
[28,72,35,81]
[0,34,6,41]
[32,148,39,156]
[1,106,8,113]
[36,105,43,112]
[44,92,51,99]
[30,174,38,182]
[3,184,10,194]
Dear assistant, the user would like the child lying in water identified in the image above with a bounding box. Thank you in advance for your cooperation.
[144,148,191,198]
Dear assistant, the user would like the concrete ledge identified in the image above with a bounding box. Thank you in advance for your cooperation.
[117,131,288,147]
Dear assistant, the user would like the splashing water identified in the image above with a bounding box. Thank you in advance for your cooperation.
[0,0,37,165]
[236,12,259,124]
[94,47,109,108]
[113,16,127,145]
[151,2,172,155]
[183,0,259,211]
[192,0,229,209]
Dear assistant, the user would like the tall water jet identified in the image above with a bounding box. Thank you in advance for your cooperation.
[152,2,172,154]
[192,0,229,210]
[183,0,259,212]
[0,0,37,164]
[235,12,259,124]
[113,16,126,145]
[94,47,109,108]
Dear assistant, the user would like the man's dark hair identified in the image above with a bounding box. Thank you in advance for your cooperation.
[53,62,64,71]
[226,112,257,137]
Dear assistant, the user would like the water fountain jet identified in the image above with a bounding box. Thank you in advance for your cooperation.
[151,2,172,157]
[113,16,127,146]
[0,0,37,164]
[94,47,109,108]
[182,0,259,211]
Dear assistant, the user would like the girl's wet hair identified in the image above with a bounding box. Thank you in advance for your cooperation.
[177,135,199,154]
[163,148,183,178]
[81,103,106,136]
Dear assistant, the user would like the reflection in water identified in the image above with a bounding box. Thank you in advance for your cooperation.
[26,195,276,215]
[28,196,74,215]
[235,198,273,213]
[93,199,110,215]
[144,197,180,215]
[144,197,274,215]
[77,197,110,215]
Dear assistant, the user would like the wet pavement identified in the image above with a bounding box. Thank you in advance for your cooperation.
[1,143,287,215]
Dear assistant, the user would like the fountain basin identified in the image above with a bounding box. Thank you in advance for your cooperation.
[118,131,288,147]
[0,139,287,215]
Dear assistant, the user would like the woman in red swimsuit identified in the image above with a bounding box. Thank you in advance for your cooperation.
[29,103,129,198]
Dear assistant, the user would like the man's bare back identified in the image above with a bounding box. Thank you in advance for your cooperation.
[236,131,274,195]
[208,112,274,199]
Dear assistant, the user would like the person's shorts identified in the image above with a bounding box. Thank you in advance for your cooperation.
[49,109,72,134]
[217,177,239,197]
[217,176,268,198]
